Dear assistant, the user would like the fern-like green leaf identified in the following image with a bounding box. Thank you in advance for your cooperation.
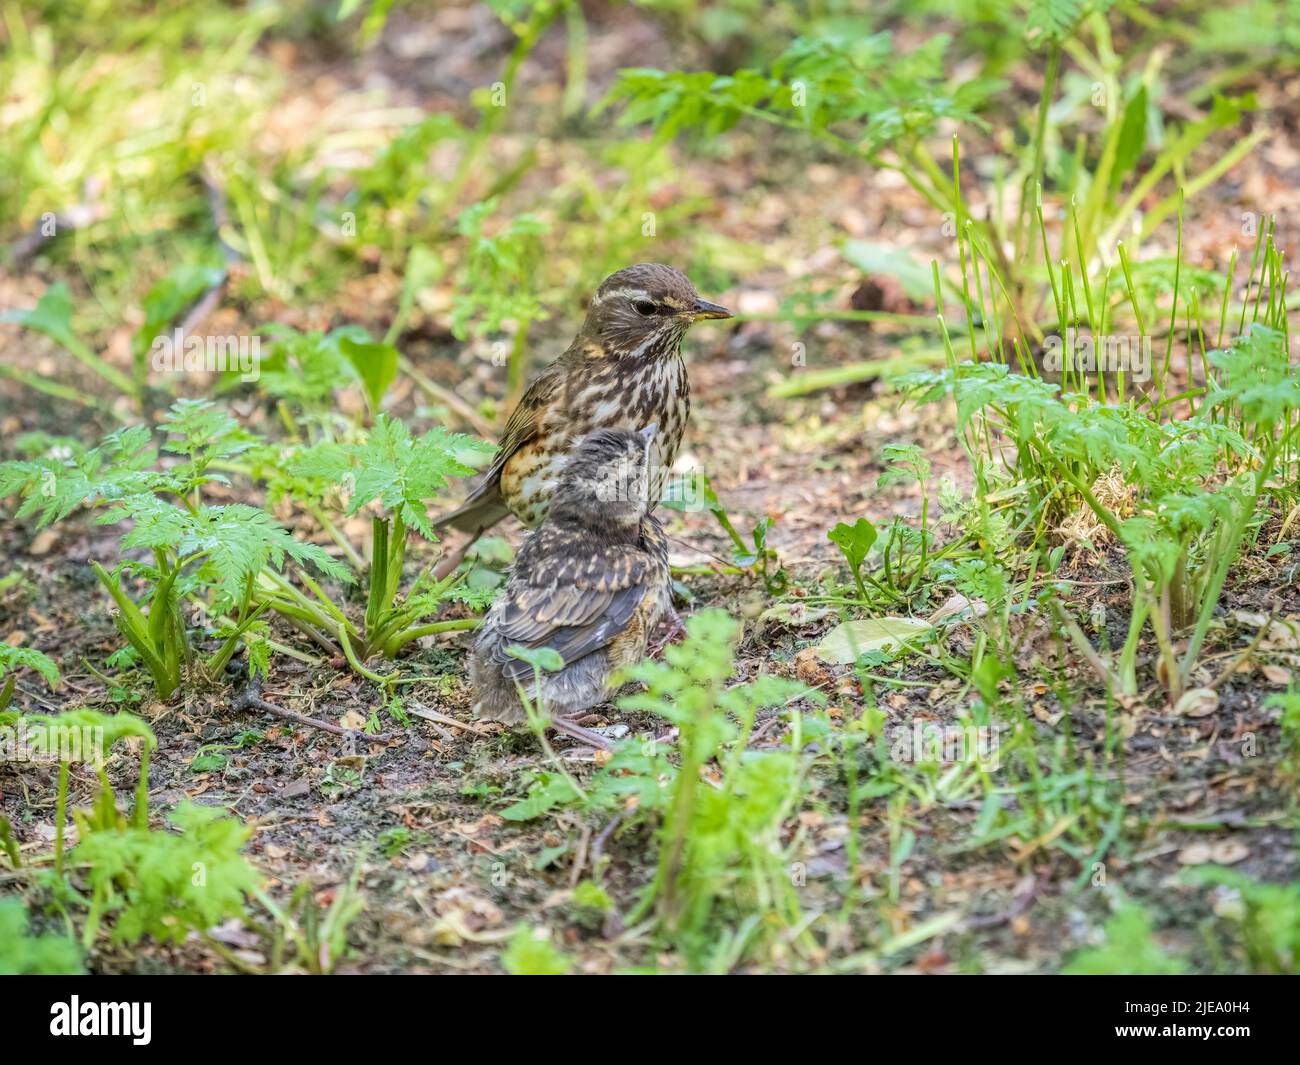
[0,900,83,974]
[291,414,494,540]
[1028,0,1086,42]
[72,801,259,946]
[117,496,351,599]
[1209,325,1300,430]
[0,645,61,690]
[0,425,158,528]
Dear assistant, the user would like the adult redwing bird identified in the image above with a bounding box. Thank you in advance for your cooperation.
[434,263,730,535]
[469,426,672,744]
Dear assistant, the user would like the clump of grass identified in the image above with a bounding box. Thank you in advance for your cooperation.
[908,145,1295,704]
[607,2,1263,380]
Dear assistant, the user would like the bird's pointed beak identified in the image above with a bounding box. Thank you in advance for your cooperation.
[638,423,658,445]
[688,297,733,321]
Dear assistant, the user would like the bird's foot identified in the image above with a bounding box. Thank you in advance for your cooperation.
[648,606,687,659]
[548,715,616,751]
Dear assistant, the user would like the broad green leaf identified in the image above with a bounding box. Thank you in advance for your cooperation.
[814,617,931,664]
[339,335,399,416]
[0,281,78,349]
[1112,85,1149,186]
[827,517,878,571]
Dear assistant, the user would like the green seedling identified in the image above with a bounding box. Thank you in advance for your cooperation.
[0,900,83,975]
[1063,904,1190,975]
[0,645,60,713]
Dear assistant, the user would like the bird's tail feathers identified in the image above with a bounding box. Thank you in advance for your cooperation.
[431,485,512,535]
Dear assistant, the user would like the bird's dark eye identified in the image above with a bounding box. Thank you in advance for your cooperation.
[632,299,657,317]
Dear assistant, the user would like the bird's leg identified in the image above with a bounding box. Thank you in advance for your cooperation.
[548,715,614,751]
[648,603,687,659]
[432,526,486,581]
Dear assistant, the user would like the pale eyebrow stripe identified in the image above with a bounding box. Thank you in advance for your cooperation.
[590,287,650,307]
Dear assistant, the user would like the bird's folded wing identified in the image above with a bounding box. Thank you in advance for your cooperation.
[467,364,562,497]
[492,544,654,681]
[433,373,558,530]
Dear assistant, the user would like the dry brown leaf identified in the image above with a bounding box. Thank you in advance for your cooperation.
[28,529,58,556]
[1209,841,1249,865]
[794,645,831,686]
[1175,687,1219,718]
[928,593,988,624]
[1177,843,1213,865]
[339,709,368,731]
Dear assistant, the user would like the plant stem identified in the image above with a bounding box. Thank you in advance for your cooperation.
[55,762,69,876]
[383,617,481,657]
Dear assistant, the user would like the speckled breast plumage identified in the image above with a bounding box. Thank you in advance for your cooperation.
[500,355,689,527]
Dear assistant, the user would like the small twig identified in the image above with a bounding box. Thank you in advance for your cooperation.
[178,284,225,338]
[10,179,107,265]
[276,612,342,657]
[406,702,495,736]
[201,932,264,975]
[960,860,1055,932]
[177,160,242,337]
[568,824,592,888]
[431,527,486,582]
[589,812,624,867]
[1209,614,1273,690]
[549,715,613,751]
[663,531,743,571]
[400,357,498,437]
[7,682,60,713]
[232,675,391,743]
[1046,598,1120,693]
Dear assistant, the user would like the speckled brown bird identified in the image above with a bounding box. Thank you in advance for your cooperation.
[434,263,731,535]
[469,426,672,743]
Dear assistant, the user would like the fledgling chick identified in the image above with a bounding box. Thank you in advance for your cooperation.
[470,426,671,744]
